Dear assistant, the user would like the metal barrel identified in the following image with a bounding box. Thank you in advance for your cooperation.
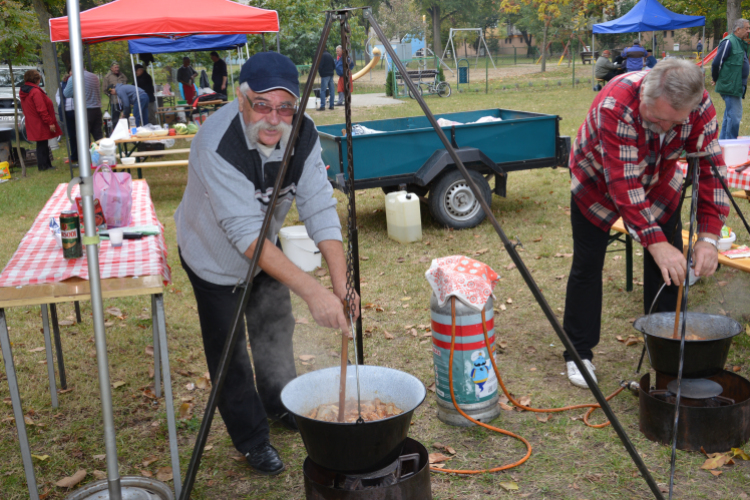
[430,293,500,426]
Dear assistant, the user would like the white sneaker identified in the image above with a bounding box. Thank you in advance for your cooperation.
[566,360,597,388]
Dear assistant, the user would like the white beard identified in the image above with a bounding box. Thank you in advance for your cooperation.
[246,119,292,155]
[642,119,670,135]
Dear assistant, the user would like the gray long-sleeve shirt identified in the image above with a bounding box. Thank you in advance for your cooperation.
[595,56,620,79]
[174,100,342,285]
[63,70,102,109]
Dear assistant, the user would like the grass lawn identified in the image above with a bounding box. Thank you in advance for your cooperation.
[1,66,749,499]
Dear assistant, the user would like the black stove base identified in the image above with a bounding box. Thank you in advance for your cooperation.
[303,437,432,499]
[639,371,750,452]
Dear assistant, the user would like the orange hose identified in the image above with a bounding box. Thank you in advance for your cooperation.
[430,297,625,474]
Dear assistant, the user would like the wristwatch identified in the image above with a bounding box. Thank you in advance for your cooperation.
[697,237,718,249]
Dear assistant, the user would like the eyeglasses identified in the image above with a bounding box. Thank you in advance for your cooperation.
[242,94,297,117]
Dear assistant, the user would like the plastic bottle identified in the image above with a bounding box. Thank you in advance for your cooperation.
[128,113,137,135]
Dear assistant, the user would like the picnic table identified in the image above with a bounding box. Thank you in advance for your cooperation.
[111,134,195,179]
[0,180,180,499]
[580,51,600,64]
[608,162,750,291]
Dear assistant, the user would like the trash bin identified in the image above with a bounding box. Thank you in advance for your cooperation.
[458,66,468,84]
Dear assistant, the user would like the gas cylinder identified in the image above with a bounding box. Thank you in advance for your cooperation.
[430,293,500,426]
[385,191,422,243]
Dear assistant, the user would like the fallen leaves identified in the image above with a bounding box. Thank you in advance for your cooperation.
[505,263,516,271]
[699,446,749,474]
[56,469,86,488]
[28,346,46,353]
[313,268,328,277]
[195,372,211,390]
[426,382,436,392]
[32,454,50,461]
[92,470,106,480]
[536,414,549,423]
[554,253,573,258]
[105,307,124,319]
[499,481,519,491]
[295,317,309,325]
[383,330,394,340]
[142,456,158,467]
[474,248,489,256]
[428,452,451,464]
[111,381,126,389]
[433,442,456,455]
[299,354,315,365]
[155,466,173,482]
[616,335,643,346]
[179,402,193,419]
[145,345,154,357]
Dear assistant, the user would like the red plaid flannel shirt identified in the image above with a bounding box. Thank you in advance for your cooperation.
[569,71,729,247]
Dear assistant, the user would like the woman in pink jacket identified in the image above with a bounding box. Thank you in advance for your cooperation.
[20,69,61,171]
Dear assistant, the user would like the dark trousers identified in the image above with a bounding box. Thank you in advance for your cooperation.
[600,70,620,82]
[87,107,104,142]
[64,110,78,162]
[36,140,52,171]
[562,197,682,362]
[180,251,297,453]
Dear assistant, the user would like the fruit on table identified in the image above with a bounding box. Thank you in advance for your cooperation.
[168,128,176,136]
[186,123,199,134]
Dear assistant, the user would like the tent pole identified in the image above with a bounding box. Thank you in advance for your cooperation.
[66,0,122,499]
[261,33,267,51]
[150,62,161,126]
[228,50,235,97]
[276,31,281,53]
[130,54,144,127]
[701,25,705,67]
[592,33,595,90]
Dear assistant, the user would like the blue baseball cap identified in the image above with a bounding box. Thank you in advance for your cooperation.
[239,52,299,98]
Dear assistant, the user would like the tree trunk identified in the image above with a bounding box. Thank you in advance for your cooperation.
[713,18,726,50]
[521,30,533,57]
[30,0,59,108]
[430,6,442,58]
[8,61,27,178]
[727,0,742,38]
[541,22,549,72]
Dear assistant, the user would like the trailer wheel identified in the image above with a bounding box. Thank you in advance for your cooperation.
[429,169,491,229]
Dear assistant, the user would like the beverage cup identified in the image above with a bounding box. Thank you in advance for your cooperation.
[109,228,124,247]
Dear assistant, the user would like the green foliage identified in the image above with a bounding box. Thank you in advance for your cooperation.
[438,64,445,82]
[0,0,46,65]
[385,67,396,96]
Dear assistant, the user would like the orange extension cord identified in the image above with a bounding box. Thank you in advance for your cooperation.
[430,297,625,475]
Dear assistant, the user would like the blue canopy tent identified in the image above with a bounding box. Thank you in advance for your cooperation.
[126,35,249,122]
[590,0,705,86]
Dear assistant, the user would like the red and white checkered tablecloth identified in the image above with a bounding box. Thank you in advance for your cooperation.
[0,180,171,288]
[678,161,750,191]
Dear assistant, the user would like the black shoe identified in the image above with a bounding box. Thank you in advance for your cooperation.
[270,412,298,432]
[329,107,334,110]
[317,107,326,111]
[335,102,344,106]
[245,441,285,475]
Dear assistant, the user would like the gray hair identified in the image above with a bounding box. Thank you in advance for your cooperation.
[641,58,704,111]
[733,18,749,32]
[336,45,342,50]
[240,82,250,94]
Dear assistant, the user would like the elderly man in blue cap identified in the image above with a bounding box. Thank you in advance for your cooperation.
[175,52,359,475]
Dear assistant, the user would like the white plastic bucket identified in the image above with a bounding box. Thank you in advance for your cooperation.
[719,139,750,166]
[718,231,736,252]
[279,226,321,272]
[99,138,117,157]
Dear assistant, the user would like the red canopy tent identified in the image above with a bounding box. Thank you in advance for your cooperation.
[50,0,279,44]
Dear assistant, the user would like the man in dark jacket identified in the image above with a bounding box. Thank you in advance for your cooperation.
[621,40,647,72]
[210,51,228,95]
[317,49,335,110]
[335,45,354,106]
[108,83,150,126]
[135,64,157,124]
[645,49,657,69]
[177,57,199,105]
[712,18,750,140]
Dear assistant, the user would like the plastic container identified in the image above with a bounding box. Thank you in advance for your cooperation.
[99,138,116,157]
[718,139,750,166]
[718,231,736,252]
[385,191,422,243]
[128,114,137,135]
[278,226,321,272]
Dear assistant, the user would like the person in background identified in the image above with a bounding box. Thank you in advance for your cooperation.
[335,45,354,106]
[317,49,335,111]
[56,70,77,166]
[63,67,103,143]
[178,57,198,106]
[135,64,157,125]
[696,38,704,53]
[210,51,228,95]
[175,52,359,475]
[107,83,150,127]
[621,40,647,72]
[563,59,728,388]
[20,69,61,171]
[103,62,128,124]
[594,50,622,84]
[712,18,750,140]
[645,49,658,69]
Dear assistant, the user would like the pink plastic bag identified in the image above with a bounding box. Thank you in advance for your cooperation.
[93,165,132,228]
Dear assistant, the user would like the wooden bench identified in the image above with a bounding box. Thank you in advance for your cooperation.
[580,51,600,64]
[397,69,439,83]
[118,148,191,159]
[732,190,749,201]
[114,160,188,170]
[610,218,750,290]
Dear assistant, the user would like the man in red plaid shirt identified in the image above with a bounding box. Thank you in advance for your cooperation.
[563,59,729,388]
